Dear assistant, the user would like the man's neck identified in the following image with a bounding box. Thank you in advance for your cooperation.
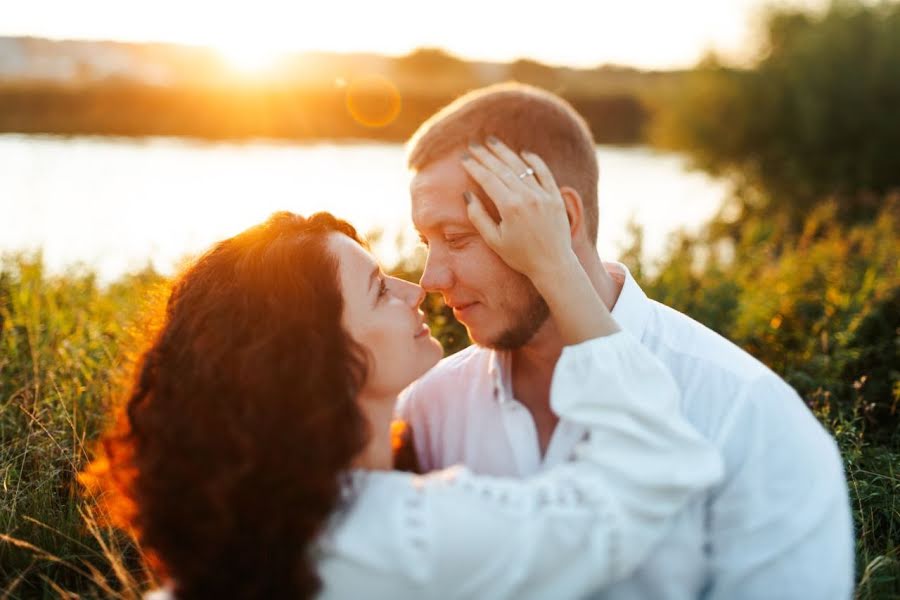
[512,252,621,375]
[508,253,624,455]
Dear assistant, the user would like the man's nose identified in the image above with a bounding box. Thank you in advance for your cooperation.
[420,251,453,293]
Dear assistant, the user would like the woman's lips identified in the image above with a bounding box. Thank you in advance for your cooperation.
[414,322,431,338]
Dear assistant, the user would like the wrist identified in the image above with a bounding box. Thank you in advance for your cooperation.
[530,250,582,295]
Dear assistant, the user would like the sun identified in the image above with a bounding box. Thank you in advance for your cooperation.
[214,39,287,74]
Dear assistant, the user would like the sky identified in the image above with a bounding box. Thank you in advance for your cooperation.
[1,0,827,70]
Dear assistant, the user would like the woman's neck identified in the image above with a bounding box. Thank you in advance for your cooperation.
[353,396,396,471]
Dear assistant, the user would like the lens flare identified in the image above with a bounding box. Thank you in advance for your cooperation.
[345,75,402,128]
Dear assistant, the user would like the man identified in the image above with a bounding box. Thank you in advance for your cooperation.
[398,83,853,599]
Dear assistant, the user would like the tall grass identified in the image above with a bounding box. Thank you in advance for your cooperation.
[0,256,163,598]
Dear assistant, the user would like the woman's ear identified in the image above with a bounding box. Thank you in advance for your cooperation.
[558,186,585,243]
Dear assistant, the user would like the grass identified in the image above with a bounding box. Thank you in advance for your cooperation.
[1,227,898,597]
[0,256,163,598]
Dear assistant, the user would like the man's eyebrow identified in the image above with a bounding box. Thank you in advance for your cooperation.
[416,218,467,234]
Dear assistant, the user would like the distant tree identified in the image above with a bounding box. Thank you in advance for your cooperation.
[392,47,478,95]
[508,58,561,90]
[653,0,900,227]
[394,48,472,80]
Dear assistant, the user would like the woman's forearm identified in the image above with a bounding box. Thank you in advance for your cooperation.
[531,252,620,346]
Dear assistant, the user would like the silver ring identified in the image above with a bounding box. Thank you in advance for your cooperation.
[518,167,535,179]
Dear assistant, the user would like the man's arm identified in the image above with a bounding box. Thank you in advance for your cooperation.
[706,374,854,599]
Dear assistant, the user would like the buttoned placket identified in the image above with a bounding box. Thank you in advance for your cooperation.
[490,350,542,475]
[489,350,588,476]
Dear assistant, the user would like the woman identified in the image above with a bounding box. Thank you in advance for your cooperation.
[87,145,723,599]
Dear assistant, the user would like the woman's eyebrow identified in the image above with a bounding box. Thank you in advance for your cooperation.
[368,266,380,296]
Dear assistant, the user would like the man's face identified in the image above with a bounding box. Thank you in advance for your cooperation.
[411,151,549,350]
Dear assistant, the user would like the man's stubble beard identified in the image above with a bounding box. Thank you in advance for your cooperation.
[485,280,551,351]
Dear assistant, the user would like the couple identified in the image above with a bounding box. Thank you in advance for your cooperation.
[90,84,853,599]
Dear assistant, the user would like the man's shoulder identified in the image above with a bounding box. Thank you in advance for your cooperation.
[642,299,822,447]
[645,299,770,386]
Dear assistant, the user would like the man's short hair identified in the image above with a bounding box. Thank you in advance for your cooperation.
[406,83,600,243]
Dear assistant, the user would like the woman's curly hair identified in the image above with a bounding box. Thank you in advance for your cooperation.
[85,211,371,598]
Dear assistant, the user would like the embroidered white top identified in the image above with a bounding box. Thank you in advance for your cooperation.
[398,262,855,600]
[145,331,722,600]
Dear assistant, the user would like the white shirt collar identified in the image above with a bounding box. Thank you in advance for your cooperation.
[488,348,513,404]
[606,261,652,341]
[487,261,651,404]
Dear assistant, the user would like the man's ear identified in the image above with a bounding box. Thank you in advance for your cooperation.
[559,186,585,242]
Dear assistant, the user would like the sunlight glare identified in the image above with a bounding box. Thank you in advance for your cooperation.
[214,38,287,74]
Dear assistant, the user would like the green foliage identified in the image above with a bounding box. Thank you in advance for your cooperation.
[652,0,900,226]
[0,254,164,597]
[622,196,900,598]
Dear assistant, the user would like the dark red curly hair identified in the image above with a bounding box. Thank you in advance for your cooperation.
[84,211,372,598]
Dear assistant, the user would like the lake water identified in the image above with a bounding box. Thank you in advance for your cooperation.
[1,134,730,282]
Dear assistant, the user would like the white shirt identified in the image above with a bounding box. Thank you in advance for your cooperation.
[147,332,723,600]
[398,262,854,600]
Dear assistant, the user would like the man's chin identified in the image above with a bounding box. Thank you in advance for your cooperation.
[469,303,550,351]
[467,322,542,352]
[460,318,502,349]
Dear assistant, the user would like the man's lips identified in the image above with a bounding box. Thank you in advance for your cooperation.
[450,302,479,318]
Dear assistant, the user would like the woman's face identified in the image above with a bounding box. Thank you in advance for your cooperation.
[331,233,443,400]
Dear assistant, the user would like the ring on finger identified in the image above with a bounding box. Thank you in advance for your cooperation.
[518,167,535,179]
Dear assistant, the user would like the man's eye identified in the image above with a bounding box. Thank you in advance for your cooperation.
[446,235,470,249]
[377,278,388,298]
[418,235,430,248]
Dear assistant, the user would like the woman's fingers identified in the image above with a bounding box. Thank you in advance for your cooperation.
[461,154,513,214]
[464,191,500,249]
[466,143,528,196]
[462,141,563,236]
[521,151,559,197]
[485,137,545,194]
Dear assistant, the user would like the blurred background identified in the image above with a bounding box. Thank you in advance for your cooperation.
[1,1,898,598]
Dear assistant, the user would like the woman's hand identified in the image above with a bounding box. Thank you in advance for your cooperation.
[461,138,577,287]
[461,138,620,345]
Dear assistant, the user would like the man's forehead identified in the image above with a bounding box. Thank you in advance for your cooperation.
[411,195,467,232]
[410,161,469,230]
[410,154,467,192]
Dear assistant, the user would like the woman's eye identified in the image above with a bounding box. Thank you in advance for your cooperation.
[377,278,388,298]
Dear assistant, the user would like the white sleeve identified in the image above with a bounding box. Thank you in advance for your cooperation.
[704,375,854,599]
[409,331,724,598]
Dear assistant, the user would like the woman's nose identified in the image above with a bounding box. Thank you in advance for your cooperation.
[401,279,426,307]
